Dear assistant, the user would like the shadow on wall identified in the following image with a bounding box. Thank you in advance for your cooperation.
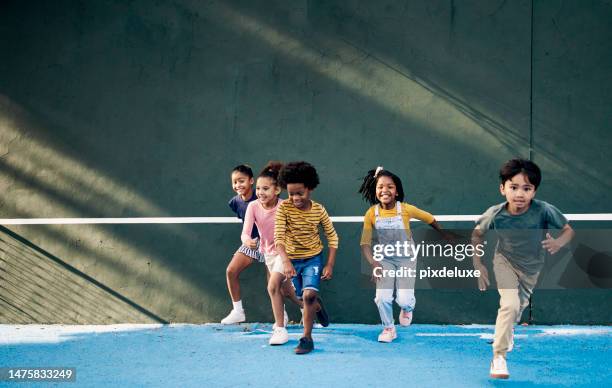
[0,226,166,324]
[0,96,238,322]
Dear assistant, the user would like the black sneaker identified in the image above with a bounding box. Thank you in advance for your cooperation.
[315,296,329,327]
[294,336,314,354]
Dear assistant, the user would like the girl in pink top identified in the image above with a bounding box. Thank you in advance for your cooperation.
[241,162,302,344]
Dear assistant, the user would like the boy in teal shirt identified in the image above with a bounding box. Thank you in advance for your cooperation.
[472,158,574,379]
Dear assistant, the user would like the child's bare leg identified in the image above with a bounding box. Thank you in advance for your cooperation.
[225,252,253,302]
[302,289,320,338]
[281,280,303,308]
[267,273,286,327]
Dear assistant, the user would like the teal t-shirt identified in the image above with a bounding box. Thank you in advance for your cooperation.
[476,199,569,274]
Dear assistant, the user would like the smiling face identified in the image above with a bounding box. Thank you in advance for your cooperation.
[256,176,281,208]
[231,171,254,199]
[500,173,536,215]
[375,175,398,209]
[286,183,312,210]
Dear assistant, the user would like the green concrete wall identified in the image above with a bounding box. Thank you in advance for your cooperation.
[0,0,610,324]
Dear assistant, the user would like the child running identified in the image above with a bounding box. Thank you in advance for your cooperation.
[221,164,263,324]
[240,161,302,342]
[359,166,443,343]
[274,161,338,354]
[472,158,574,379]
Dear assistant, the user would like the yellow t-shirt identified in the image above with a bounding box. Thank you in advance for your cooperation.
[360,202,435,246]
[274,200,339,259]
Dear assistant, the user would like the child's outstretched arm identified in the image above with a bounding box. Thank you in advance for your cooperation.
[471,227,490,291]
[429,219,443,233]
[410,206,452,240]
[360,209,382,282]
[320,207,338,281]
[541,224,575,254]
[274,204,296,280]
[321,247,336,280]
[277,245,296,280]
[241,202,259,249]
[361,244,382,283]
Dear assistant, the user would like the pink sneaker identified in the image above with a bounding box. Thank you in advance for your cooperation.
[377,326,397,343]
[399,309,413,326]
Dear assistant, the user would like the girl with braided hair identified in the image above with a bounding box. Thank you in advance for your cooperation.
[359,166,444,342]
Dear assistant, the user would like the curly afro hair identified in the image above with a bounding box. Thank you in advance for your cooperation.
[278,161,319,190]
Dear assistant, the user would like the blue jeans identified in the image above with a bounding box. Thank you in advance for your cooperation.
[291,253,323,298]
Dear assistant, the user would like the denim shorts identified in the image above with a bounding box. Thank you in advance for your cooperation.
[291,253,323,297]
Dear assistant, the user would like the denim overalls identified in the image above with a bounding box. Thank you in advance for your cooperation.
[373,202,417,328]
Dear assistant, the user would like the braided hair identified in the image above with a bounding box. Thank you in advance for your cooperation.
[358,166,405,205]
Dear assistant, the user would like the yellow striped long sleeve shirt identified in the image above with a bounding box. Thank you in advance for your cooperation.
[274,200,339,259]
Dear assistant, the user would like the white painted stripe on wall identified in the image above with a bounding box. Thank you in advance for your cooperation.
[0,214,610,225]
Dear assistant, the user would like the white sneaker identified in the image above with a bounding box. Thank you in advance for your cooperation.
[490,355,509,379]
[269,327,289,345]
[273,309,289,329]
[220,309,245,324]
[377,326,397,343]
[399,309,413,326]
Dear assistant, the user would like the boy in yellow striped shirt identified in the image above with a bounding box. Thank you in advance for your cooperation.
[274,161,339,354]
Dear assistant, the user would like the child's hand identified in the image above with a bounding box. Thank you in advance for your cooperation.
[541,233,562,254]
[245,238,258,249]
[474,263,489,291]
[370,262,383,283]
[283,260,296,280]
[321,264,333,280]
[442,231,460,243]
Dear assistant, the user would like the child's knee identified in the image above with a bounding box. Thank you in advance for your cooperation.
[395,294,415,310]
[268,275,285,295]
[267,281,280,296]
[374,294,393,306]
[303,290,317,305]
[226,265,238,278]
[279,282,293,297]
[499,294,520,316]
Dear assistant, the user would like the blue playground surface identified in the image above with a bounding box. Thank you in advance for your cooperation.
[0,323,610,387]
